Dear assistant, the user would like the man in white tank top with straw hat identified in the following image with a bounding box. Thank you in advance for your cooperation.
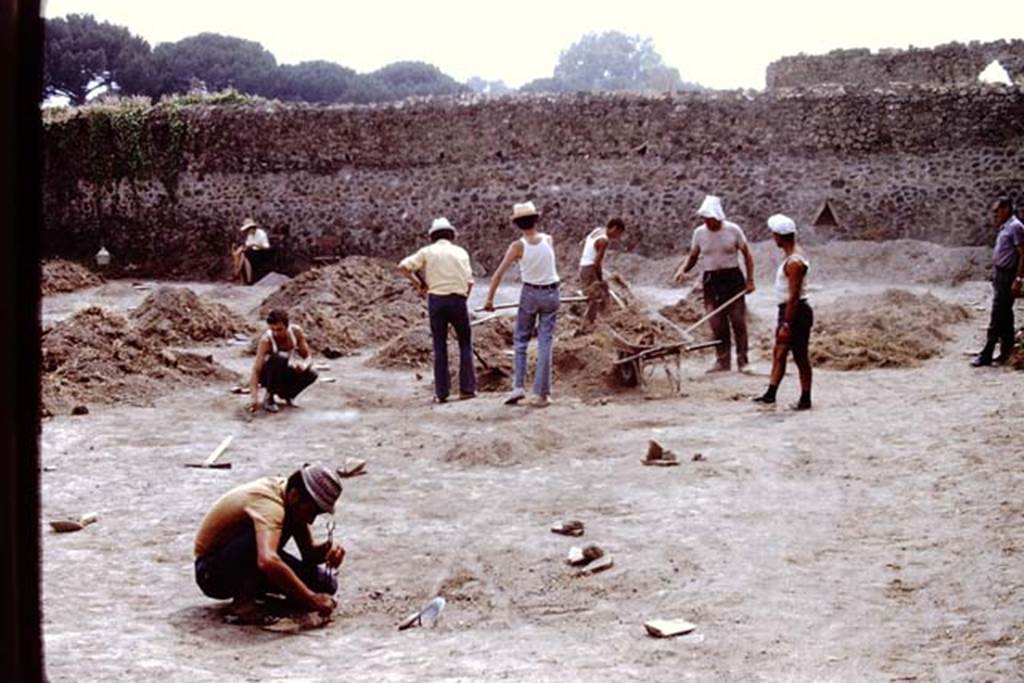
[484,201,560,407]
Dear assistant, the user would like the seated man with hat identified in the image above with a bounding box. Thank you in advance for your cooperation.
[398,217,477,403]
[193,463,345,621]
[233,217,272,284]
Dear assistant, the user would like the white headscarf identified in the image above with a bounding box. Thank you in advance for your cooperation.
[697,195,725,221]
[767,214,797,235]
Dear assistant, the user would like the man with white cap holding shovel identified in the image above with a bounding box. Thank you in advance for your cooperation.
[194,463,345,622]
[398,217,477,403]
[674,195,755,372]
[483,201,560,407]
[753,214,813,410]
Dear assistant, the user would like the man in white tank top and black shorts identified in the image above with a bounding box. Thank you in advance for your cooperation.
[753,214,813,410]
[674,195,756,372]
[578,217,626,327]
[484,201,560,407]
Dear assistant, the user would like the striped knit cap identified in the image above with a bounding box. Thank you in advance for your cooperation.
[300,463,343,514]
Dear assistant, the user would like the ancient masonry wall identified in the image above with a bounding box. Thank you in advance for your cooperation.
[766,40,1024,89]
[43,86,1024,278]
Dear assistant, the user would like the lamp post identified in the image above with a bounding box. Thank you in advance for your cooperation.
[95,246,110,270]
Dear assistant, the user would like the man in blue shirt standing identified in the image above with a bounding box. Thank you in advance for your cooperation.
[972,196,1024,367]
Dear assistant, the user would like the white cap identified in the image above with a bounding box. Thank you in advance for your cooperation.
[767,213,797,235]
[511,201,539,220]
[697,195,725,221]
[428,217,455,236]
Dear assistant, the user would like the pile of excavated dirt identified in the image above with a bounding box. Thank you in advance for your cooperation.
[658,287,705,327]
[41,259,103,296]
[368,318,515,392]
[811,289,971,370]
[41,306,237,416]
[130,286,254,345]
[258,257,423,356]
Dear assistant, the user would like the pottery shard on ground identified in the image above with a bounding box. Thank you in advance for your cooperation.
[642,439,679,466]
[338,458,366,478]
[50,512,99,533]
[551,520,585,536]
[644,619,697,638]
[567,543,605,566]
[575,554,614,576]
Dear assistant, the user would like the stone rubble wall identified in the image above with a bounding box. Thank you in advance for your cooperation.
[766,40,1024,89]
[43,87,1024,278]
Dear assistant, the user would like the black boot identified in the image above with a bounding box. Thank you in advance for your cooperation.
[753,384,778,404]
[971,342,995,367]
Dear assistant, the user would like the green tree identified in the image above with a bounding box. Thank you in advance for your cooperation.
[43,14,153,104]
[274,60,358,102]
[150,33,277,98]
[364,61,468,101]
[552,31,694,93]
[466,76,511,96]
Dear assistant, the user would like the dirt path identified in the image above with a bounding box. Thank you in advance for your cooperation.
[39,277,1023,681]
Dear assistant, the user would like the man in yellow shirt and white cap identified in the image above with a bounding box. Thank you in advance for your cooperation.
[398,217,477,403]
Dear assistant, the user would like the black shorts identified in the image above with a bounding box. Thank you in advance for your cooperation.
[777,301,813,352]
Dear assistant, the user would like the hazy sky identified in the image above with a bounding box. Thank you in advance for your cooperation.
[43,1,1024,89]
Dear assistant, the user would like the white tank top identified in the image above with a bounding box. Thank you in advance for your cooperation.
[774,253,810,303]
[519,234,560,285]
[264,324,297,355]
[579,227,605,267]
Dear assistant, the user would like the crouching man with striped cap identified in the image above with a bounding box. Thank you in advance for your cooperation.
[193,463,345,622]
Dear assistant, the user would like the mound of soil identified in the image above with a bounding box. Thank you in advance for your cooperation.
[658,287,705,327]
[41,306,237,416]
[258,257,423,356]
[369,317,515,392]
[42,260,103,296]
[811,289,971,370]
[131,286,254,345]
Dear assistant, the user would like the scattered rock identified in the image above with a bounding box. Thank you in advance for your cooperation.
[692,452,705,462]
[567,543,605,566]
[70,405,89,416]
[49,511,98,533]
[551,520,585,537]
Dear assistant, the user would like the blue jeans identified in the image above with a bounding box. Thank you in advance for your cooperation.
[514,284,560,396]
[194,526,337,600]
[428,294,476,399]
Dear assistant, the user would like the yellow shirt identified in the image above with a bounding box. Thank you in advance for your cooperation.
[194,476,287,558]
[399,240,473,296]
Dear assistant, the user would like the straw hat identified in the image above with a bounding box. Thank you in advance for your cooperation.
[239,217,259,232]
[510,201,539,220]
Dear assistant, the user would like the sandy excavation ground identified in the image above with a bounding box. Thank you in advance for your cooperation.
[38,242,1023,681]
